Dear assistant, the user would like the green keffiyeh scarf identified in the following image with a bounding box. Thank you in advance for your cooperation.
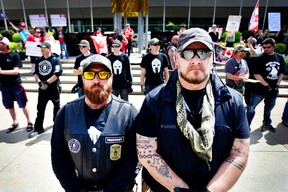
[176,80,215,168]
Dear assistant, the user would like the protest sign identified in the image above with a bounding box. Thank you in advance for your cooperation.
[226,15,242,32]
[50,14,67,27]
[29,14,47,27]
[268,12,281,32]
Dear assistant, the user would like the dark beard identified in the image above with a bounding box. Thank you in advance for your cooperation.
[180,70,208,85]
[84,84,112,104]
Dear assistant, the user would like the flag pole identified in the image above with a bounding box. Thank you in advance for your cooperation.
[262,0,269,31]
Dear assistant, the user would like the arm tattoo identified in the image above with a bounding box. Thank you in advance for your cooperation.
[136,137,172,179]
[225,156,246,172]
[232,139,250,158]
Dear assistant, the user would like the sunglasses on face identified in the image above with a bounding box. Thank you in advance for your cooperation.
[83,70,111,80]
[79,46,87,49]
[112,45,120,48]
[181,49,212,61]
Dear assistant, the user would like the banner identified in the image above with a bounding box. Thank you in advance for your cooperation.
[213,44,234,65]
[226,15,242,32]
[268,12,281,32]
[248,0,260,31]
[90,36,109,55]
[50,14,67,27]
[25,40,61,57]
[29,14,47,27]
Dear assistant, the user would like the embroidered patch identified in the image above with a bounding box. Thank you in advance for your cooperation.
[110,144,121,161]
[105,136,124,144]
[68,138,81,153]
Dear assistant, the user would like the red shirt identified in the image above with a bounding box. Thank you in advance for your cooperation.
[123,28,134,40]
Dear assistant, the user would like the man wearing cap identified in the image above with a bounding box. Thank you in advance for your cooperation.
[123,23,134,56]
[140,38,170,94]
[8,20,30,44]
[0,37,34,133]
[224,44,249,95]
[107,40,133,101]
[135,28,250,192]
[73,39,93,97]
[29,42,63,138]
[51,54,140,192]
[26,27,45,73]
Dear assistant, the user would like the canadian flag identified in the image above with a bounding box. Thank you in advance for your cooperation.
[248,0,260,31]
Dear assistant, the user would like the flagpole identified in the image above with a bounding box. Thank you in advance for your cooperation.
[239,0,243,16]
[212,0,217,25]
[21,0,28,29]
[0,0,8,30]
[188,0,191,28]
[262,0,269,31]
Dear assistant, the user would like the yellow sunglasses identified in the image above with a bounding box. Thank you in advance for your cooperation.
[83,70,111,80]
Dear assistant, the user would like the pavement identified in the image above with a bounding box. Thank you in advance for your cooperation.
[0,53,288,191]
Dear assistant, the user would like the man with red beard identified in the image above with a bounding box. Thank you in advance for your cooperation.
[51,54,140,192]
[135,28,250,192]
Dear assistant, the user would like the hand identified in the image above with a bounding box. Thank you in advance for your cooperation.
[40,81,49,90]
[141,85,146,94]
[265,85,272,92]
[273,85,279,92]
[127,87,133,93]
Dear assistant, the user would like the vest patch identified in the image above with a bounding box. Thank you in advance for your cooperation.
[68,138,81,153]
[105,136,124,144]
[110,144,121,161]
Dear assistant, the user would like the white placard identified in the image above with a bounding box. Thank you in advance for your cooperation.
[29,14,47,27]
[226,15,242,32]
[268,12,281,32]
[25,40,61,57]
[50,14,67,27]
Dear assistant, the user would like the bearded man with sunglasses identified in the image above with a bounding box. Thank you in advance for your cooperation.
[135,28,250,192]
[51,54,140,192]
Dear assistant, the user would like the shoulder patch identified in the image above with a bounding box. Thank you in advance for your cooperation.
[68,138,81,153]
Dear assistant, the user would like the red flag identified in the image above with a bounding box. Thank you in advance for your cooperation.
[248,0,260,31]
[90,35,108,55]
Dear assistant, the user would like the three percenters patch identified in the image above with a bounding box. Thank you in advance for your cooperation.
[110,144,121,161]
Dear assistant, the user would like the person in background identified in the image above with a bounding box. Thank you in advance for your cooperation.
[51,54,140,192]
[135,28,250,192]
[8,20,30,45]
[107,40,133,101]
[224,44,249,95]
[55,26,69,59]
[246,38,286,132]
[140,38,170,94]
[92,27,104,37]
[123,23,134,56]
[166,35,179,70]
[29,42,62,138]
[26,27,45,73]
[0,37,33,133]
[178,25,187,35]
[209,24,219,43]
[73,40,93,97]
[225,31,235,47]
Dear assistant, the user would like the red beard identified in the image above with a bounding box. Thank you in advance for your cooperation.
[84,83,112,104]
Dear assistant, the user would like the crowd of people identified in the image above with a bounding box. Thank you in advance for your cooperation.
[1,20,288,192]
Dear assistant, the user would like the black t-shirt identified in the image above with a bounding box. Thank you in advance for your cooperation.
[209,31,219,42]
[251,52,286,93]
[106,53,132,89]
[0,52,22,86]
[140,52,169,86]
[74,53,93,88]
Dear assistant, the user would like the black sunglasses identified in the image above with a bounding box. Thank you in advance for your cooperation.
[112,45,120,48]
[181,49,212,61]
[79,46,87,49]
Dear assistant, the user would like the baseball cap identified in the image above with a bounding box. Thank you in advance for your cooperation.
[149,38,161,45]
[34,28,41,33]
[80,54,112,73]
[112,40,122,46]
[37,42,51,48]
[0,37,10,46]
[178,28,213,51]
[234,44,246,53]
[78,40,90,47]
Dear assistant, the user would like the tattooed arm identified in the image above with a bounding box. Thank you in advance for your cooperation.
[207,138,250,192]
[136,133,189,191]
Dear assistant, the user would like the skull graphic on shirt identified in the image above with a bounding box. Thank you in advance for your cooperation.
[152,58,161,73]
[113,60,122,75]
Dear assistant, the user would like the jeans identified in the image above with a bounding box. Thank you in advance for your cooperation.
[60,42,69,59]
[112,88,129,101]
[282,99,288,122]
[34,85,60,132]
[246,91,278,126]
[145,84,159,94]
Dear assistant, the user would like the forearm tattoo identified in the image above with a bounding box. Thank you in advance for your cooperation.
[137,137,172,179]
[232,139,250,158]
[225,156,246,172]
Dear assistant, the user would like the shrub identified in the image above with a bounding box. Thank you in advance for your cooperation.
[0,30,15,41]
[12,33,21,43]
[275,43,286,54]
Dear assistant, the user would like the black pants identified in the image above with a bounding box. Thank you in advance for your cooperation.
[126,39,132,56]
[34,85,60,132]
